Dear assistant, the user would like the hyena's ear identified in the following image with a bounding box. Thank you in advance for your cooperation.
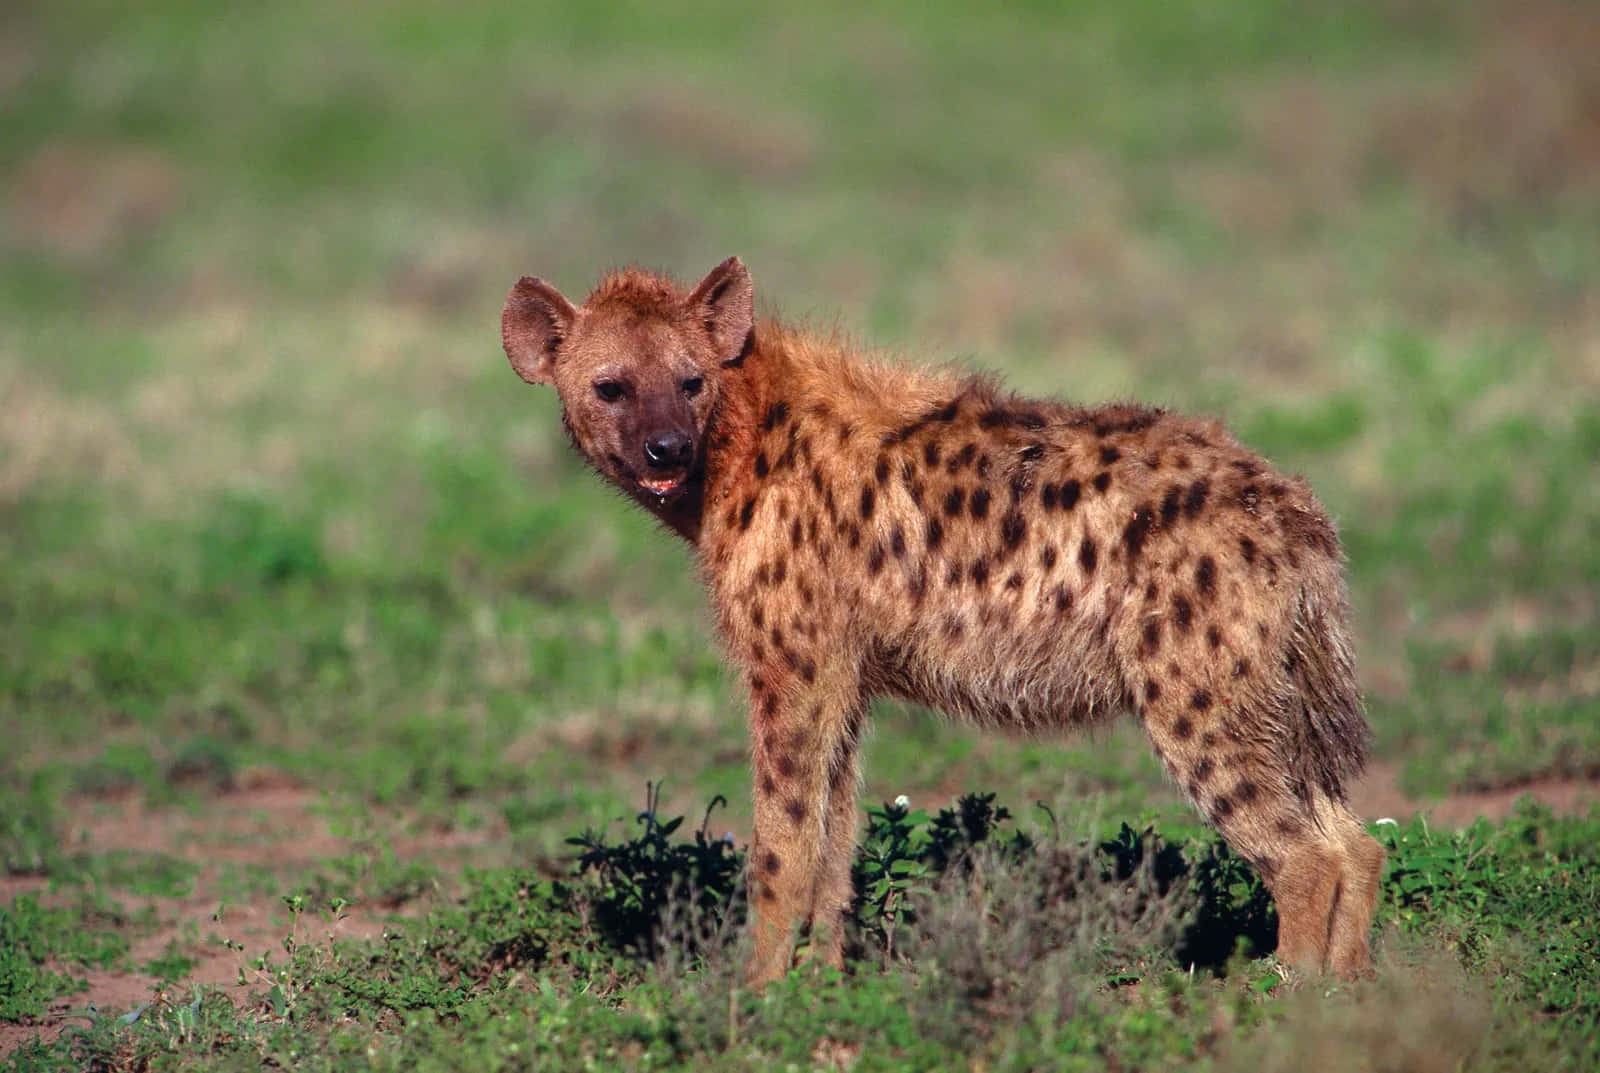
[502,276,578,386]
[686,256,755,367]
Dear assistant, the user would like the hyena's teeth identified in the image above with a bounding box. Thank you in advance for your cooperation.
[641,477,682,497]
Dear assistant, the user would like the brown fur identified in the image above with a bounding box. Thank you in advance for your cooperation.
[501,257,1383,986]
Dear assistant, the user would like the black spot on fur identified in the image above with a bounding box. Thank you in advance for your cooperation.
[868,543,885,575]
[890,525,907,558]
[1211,795,1234,819]
[1005,572,1023,591]
[978,408,1009,429]
[970,558,990,586]
[1059,479,1081,510]
[1078,537,1098,575]
[1239,484,1261,513]
[1173,596,1193,632]
[1173,716,1194,740]
[755,452,770,478]
[1092,471,1111,493]
[1160,485,1182,526]
[923,441,941,468]
[1193,756,1215,783]
[875,456,890,485]
[978,408,1047,431]
[1183,479,1210,518]
[785,799,806,823]
[846,522,861,549]
[1040,544,1058,570]
[1206,625,1222,649]
[1240,536,1257,563]
[1040,483,1058,510]
[1145,680,1161,702]
[1235,780,1258,804]
[1053,585,1072,613]
[762,401,790,431]
[943,487,965,518]
[1141,620,1162,654]
[739,498,756,530]
[1123,505,1153,560]
[970,488,991,520]
[860,484,876,521]
[762,850,782,874]
[1099,445,1121,465]
[1196,555,1217,600]
[1000,510,1026,549]
[1233,658,1250,678]
[1020,444,1044,462]
[1191,689,1212,711]
[926,517,944,550]
[947,442,977,474]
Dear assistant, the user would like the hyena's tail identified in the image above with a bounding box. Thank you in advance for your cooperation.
[1285,576,1371,803]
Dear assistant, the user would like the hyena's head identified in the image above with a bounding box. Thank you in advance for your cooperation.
[501,257,754,503]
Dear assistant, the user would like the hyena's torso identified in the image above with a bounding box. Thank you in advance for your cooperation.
[502,258,1383,988]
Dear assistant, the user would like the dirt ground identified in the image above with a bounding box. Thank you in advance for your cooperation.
[4,764,1597,1057]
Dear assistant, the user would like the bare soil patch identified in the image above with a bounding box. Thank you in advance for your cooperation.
[1,773,504,1058]
[1351,760,1600,828]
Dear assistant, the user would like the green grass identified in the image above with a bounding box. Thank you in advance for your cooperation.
[6,795,1598,1069]
[2,0,1598,1066]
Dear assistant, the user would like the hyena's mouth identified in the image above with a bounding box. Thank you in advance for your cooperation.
[611,456,691,503]
[639,475,684,496]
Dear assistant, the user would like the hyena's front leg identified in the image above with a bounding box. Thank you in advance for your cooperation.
[743,668,866,988]
[807,702,867,970]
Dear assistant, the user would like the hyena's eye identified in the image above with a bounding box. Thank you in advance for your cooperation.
[682,376,704,398]
[594,380,625,403]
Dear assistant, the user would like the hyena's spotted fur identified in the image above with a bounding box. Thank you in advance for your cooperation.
[502,257,1383,986]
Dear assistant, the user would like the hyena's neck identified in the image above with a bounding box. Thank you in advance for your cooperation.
[691,321,790,540]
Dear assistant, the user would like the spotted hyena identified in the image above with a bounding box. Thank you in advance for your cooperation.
[501,257,1383,986]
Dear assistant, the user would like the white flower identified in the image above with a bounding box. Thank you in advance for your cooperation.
[893,794,910,809]
[1375,817,1398,826]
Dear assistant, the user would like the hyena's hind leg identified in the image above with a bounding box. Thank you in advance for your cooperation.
[1229,794,1384,977]
[1140,691,1383,977]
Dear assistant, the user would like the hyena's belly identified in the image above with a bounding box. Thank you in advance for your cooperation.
[863,584,1132,733]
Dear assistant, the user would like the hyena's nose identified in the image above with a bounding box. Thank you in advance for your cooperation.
[643,431,692,470]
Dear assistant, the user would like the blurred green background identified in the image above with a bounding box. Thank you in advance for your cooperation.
[2,0,1597,851]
